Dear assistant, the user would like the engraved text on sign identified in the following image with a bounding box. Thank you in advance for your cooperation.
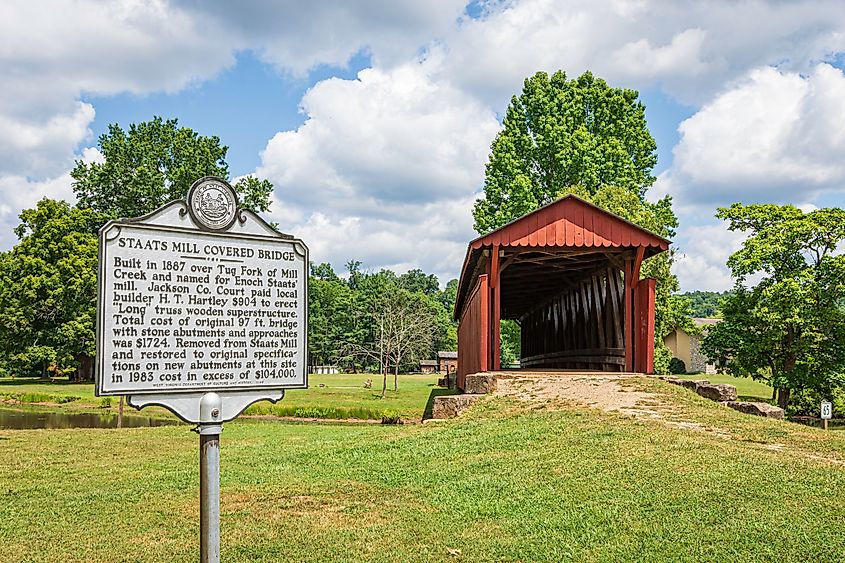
[99,224,307,395]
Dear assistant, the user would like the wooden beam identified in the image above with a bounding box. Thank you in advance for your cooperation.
[624,259,634,372]
[491,245,501,370]
[636,278,657,374]
[479,274,489,372]
[631,245,645,286]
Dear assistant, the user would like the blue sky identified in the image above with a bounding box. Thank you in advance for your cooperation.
[81,51,375,176]
[2,0,844,292]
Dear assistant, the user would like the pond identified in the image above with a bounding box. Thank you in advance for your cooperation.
[0,407,181,430]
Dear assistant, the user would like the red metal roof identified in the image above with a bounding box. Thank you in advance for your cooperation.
[469,194,670,251]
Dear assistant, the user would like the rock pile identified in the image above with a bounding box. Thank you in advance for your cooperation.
[661,377,784,419]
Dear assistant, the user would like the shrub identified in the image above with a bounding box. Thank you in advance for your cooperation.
[380,411,402,425]
[787,387,845,417]
[668,357,686,374]
[0,392,80,404]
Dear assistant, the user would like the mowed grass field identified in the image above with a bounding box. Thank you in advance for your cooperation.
[2,378,845,562]
[0,372,450,421]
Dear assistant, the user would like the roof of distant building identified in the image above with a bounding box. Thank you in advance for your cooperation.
[420,359,437,366]
[693,318,720,327]
[437,351,458,359]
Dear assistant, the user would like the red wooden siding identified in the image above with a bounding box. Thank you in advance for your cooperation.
[457,274,489,390]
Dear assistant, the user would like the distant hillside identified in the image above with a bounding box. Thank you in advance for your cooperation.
[680,290,732,318]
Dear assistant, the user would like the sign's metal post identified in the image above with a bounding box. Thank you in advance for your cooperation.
[198,393,223,563]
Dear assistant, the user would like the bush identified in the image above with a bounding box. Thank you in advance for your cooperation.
[668,357,686,374]
[56,395,81,404]
[787,387,845,417]
[242,402,391,420]
[0,392,80,404]
[380,411,402,425]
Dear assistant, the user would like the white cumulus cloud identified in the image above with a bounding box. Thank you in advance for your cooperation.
[256,59,499,279]
[668,63,845,207]
[672,224,747,292]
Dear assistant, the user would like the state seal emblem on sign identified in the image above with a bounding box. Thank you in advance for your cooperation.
[187,177,238,231]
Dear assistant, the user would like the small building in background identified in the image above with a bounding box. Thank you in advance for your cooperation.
[419,359,438,374]
[437,351,458,374]
[664,318,719,374]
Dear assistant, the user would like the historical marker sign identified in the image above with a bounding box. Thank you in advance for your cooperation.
[95,177,308,563]
[96,177,308,400]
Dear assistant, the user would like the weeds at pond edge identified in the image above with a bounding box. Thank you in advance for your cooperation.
[0,391,81,405]
[243,403,403,422]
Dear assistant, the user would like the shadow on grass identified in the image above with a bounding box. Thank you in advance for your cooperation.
[423,386,459,420]
[737,394,773,403]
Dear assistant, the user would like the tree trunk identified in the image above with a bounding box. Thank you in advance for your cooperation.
[381,366,387,399]
[393,363,399,392]
[777,387,790,410]
[771,387,777,402]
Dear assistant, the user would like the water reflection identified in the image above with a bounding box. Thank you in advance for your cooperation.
[0,407,180,430]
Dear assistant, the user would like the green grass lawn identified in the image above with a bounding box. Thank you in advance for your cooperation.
[0,373,451,421]
[1,378,844,562]
[674,372,773,401]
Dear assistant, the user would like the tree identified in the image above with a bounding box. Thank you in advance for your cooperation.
[332,264,453,390]
[308,265,354,367]
[380,289,440,393]
[0,199,100,377]
[702,204,845,411]
[680,290,732,318]
[398,269,440,296]
[71,116,273,219]
[473,70,657,234]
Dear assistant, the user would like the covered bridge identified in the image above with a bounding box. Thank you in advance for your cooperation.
[453,195,670,390]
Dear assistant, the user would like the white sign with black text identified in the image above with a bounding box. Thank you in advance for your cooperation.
[96,177,308,421]
[821,400,833,420]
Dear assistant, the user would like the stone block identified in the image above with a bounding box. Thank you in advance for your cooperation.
[696,383,737,402]
[432,394,484,419]
[680,379,707,391]
[464,373,497,394]
[726,401,785,420]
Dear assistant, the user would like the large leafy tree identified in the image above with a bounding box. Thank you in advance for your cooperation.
[702,204,845,410]
[71,116,273,219]
[0,199,100,377]
[398,268,441,296]
[473,70,657,233]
